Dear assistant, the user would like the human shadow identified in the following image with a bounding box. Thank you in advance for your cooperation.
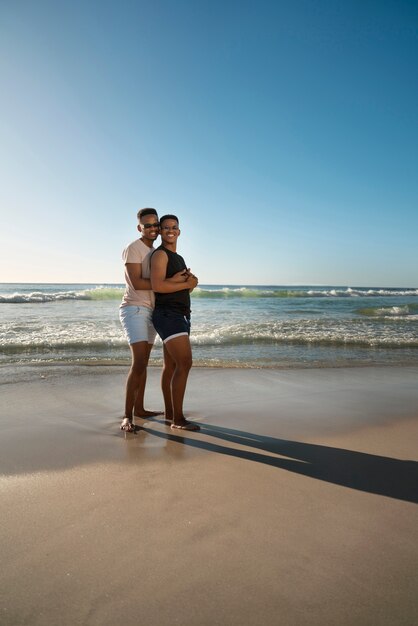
[144,421,418,504]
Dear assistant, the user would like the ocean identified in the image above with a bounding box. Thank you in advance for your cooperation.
[1,283,418,376]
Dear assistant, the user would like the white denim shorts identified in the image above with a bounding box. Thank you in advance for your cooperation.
[119,305,157,345]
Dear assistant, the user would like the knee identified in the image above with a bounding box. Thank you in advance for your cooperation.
[163,362,175,377]
[130,361,147,376]
[177,355,192,372]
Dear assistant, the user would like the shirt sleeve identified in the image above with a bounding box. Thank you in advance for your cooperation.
[122,241,143,264]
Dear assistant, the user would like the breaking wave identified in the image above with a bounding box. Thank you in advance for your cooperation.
[357,304,418,318]
[193,287,418,299]
[0,287,124,303]
[2,285,418,304]
[2,319,417,354]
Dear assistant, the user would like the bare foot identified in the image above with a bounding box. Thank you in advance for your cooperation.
[134,410,164,418]
[171,420,200,431]
[120,417,136,432]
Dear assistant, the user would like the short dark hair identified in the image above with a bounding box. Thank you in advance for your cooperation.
[159,214,179,226]
[137,208,158,221]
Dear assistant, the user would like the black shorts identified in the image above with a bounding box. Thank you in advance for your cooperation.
[152,308,191,343]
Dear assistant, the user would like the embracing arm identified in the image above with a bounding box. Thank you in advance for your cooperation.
[125,263,151,290]
[150,250,197,293]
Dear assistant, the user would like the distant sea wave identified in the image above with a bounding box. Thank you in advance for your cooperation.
[1,285,418,304]
[357,304,418,318]
[0,287,124,303]
[193,287,418,299]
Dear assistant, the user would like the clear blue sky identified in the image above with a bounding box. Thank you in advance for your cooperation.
[1,0,417,286]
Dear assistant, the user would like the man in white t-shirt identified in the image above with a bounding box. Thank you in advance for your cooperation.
[119,208,162,432]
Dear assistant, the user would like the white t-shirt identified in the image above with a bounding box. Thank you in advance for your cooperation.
[120,238,155,309]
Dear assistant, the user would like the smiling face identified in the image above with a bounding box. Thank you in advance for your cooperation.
[137,213,160,245]
[159,217,180,247]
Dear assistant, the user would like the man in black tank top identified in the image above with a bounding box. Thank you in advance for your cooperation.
[150,215,201,431]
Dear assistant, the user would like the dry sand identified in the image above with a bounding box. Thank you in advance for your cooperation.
[1,366,417,625]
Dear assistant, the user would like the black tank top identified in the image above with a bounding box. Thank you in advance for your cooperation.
[153,245,191,315]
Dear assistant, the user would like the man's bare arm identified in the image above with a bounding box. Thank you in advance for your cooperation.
[150,250,197,293]
[125,263,151,290]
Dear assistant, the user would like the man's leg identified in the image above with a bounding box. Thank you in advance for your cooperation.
[122,342,159,431]
[163,335,199,430]
[133,342,158,417]
[161,343,176,422]
[124,341,148,422]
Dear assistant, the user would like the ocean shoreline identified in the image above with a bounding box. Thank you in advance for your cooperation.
[3,359,418,387]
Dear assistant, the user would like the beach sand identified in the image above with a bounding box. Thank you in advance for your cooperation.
[1,366,417,625]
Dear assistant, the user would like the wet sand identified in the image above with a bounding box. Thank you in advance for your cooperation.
[1,366,418,625]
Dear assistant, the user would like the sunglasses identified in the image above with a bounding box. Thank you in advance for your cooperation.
[142,222,160,229]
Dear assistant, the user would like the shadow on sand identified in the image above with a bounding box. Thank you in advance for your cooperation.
[144,421,418,504]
